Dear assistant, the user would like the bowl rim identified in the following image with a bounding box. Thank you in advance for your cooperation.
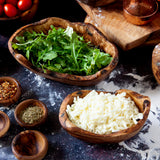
[0,0,39,21]
[12,130,48,159]
[59,89,151,143]
[0,76,21,106]
[0,110,10,137]
[14,99,48,128]
[8,17,118,86]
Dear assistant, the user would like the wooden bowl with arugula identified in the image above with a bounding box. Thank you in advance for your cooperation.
[8,17,118,86]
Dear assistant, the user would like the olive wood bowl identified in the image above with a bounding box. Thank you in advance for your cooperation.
[8,17,118,86]
[0,0,39,23]
[12,130,48,160]
[0,111,10,138]
[0,77,21,106]
[59,89,151,143]
[14,99,48,128]
[152,43,160,84]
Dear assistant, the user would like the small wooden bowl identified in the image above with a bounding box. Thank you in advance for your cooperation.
[12,130,48,160]
[123,1,158,25]
[0,111,10,137]
[0,0,39,23]
[152,43,160,84]
[0,77,21,106]
[8,17,118,86]
[59,89,151,143]
[14,99,48,128]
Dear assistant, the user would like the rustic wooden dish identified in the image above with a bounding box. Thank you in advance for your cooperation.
[12,130,48,160]
[0,111,10,138]
[0,77,21,106]
[59,89,151,143]
[123,0,158,25]
[0,0,39,23]
[77,0,117,7]
[14,99,48,128]
[152,43,160,84]
[8,17,118,86]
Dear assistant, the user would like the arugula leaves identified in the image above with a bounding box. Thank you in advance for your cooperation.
[12,25,112,76]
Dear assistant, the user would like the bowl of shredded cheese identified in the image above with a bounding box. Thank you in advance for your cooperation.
[59,89,150,143]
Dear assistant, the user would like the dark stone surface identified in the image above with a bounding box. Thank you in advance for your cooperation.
[0,0,159,160]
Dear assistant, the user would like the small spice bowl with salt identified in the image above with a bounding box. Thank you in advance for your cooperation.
[0,77,21,106]
[14,99,48,128]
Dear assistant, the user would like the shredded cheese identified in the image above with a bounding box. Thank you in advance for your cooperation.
[66,90,143,135]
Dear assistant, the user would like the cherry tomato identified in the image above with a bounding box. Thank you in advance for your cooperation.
[6,0,18,6]
[0,0,5,5]
[0,4,3,16]
[4,4,18,17]
[18,0,32,11]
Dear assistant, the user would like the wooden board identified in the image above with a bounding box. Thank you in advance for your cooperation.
[77,0,160,50]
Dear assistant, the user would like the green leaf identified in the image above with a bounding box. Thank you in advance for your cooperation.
[42,51,57,61]
[26,50,30,59]
[16,36,25,43]
[96,52,112,67]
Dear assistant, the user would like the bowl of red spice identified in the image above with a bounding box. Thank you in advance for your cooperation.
[14,99,48,128]
[0,76,21,106]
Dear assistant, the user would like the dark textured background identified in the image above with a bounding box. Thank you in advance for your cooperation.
[0,0,158,160]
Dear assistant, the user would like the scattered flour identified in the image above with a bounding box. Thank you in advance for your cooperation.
[32,74,46,87]
[0,147,16,160]
[124,73,148,81]
[25,69,47,88]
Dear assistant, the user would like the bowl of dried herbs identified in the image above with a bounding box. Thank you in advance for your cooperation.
[14,99,48,128]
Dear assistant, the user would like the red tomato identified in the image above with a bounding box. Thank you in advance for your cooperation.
[0,0,5,5]
[0,4,3,16]
[4,4,17,17]
[18,0,32,11]
[6,0,18,6]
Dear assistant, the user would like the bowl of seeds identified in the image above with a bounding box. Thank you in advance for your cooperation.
[0,77,21,106]
[14,99,48,128]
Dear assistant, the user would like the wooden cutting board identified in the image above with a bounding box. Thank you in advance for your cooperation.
[77,0,160,50]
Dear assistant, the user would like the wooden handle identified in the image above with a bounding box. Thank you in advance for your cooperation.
[15,54,33,69]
